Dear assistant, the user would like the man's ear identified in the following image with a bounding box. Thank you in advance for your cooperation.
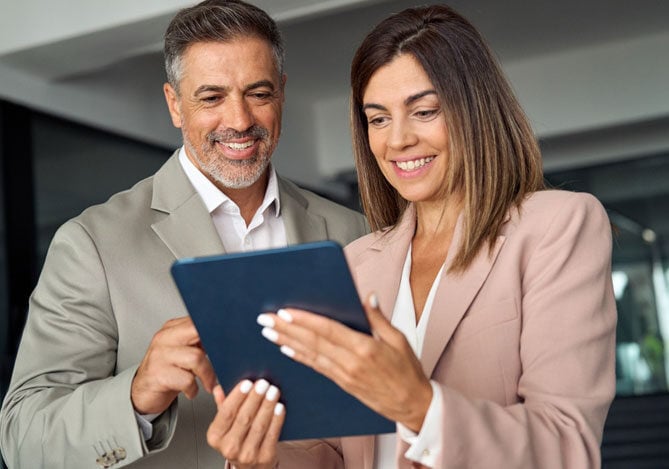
[163,82,182,128]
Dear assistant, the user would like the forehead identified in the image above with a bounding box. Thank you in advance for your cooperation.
[179,37,279,90]
[363,54,434,103]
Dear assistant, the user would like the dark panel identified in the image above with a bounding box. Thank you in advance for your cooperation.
[0,100,38,363]
[602,394,669,468]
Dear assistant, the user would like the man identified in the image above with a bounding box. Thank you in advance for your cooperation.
[0,1,367,467]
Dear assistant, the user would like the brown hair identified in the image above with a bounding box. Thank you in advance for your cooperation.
[164,0,285,91]
[350,4,545,272]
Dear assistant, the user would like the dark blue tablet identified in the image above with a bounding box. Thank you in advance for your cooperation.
[171,240,394,441]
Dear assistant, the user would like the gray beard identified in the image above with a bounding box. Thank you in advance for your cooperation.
[183,135,272,190]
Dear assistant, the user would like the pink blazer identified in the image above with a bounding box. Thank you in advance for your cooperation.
[337,190,617,468]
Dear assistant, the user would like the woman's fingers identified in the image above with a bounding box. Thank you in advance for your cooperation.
[207,379,284,468]
[257,310,360,385]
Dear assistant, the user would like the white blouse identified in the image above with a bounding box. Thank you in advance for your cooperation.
[374,245,445,468]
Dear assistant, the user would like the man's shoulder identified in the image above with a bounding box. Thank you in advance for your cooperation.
[278,176,368,245]
[71,173,157,238]
[279,177,365,223]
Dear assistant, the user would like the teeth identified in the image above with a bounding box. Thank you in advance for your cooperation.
[395,156,434,171]
[223,141,254,150]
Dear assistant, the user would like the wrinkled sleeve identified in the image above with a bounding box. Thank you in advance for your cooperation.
[0,220,176,468]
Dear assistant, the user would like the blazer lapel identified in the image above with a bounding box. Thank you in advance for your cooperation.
[149,153,224,260]
[353,208,415,320]
[419,222,506,377]
[351,204,506,378]
[277,177,328,245]
[341,435,376,469]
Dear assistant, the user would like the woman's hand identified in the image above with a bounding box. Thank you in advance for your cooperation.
[207,379,285,469]
[257,294,433,432]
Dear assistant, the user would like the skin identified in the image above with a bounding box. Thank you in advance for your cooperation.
[363,53,461,317]
[132,36,287,467]
[207,380,285,469]
[163,37,286,224]
[207,53,462,467]
[259,53,463,438]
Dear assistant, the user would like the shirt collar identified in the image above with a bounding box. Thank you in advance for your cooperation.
[178,146,281,217]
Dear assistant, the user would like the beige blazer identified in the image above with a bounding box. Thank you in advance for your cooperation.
[337,190,617,469]
[0,152,367,469]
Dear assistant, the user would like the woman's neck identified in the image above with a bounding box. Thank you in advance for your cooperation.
[413,196,462,243]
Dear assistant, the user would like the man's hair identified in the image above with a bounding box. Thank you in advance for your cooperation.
[164,0,285,91]
[350,4,545,272]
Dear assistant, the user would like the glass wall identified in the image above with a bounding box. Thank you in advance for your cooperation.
[0,108,172,416]
[32,115,172,264]
[547,153,669,396]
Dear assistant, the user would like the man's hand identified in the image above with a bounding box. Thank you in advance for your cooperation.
[207,380,285,469]
[131,316,217,415]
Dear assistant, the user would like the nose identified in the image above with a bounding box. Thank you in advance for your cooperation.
[225,96,255,132]
[387,118,417,150]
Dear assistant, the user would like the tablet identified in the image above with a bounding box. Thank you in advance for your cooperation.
[171,240,394,441]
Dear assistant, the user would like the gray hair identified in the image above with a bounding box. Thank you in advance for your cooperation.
[164,0,285,91]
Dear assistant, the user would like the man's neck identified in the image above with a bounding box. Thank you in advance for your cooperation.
[218,171,270,226]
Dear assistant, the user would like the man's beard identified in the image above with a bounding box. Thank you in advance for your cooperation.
[184,125,274,190]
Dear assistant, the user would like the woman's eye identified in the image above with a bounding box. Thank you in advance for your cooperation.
[414,109,439,119]
[367,116,389,127]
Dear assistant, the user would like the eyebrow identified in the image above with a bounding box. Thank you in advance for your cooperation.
[194,80,277,96]
[362,89,438,112]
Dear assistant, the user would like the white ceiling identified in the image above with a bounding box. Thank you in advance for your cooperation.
[0,0,667,166]
[2,0,667,81]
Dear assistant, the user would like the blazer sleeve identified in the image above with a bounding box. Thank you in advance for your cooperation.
[430,193,617,468]
[0,220,175,468]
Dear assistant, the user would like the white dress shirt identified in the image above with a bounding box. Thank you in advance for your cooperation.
[135,147,287,440]
[374,244,445,468]
[178,147,287,252]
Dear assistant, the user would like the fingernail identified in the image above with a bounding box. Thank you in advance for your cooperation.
[240,380,253,394]
[266,385,279,401]
[255,379,270,395]
[280,345,295,358]
[262,327,279,343]
[277,309,293,323]
[274,402,285,416]
[257,314,275,328]
[369,293,379,309]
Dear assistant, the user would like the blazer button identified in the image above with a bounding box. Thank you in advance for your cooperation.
[114,447,127,461]
[96,451,117,468]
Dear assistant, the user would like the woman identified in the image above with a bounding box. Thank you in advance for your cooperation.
[208,5,617,468]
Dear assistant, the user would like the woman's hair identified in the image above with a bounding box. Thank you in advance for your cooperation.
[164,0,285,92]
[350,4,545,272]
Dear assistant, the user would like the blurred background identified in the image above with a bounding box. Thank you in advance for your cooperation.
[1,0,668,467]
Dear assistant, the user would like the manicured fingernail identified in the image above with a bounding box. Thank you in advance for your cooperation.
[255,379,269,395]
[266,385,279,401]
[257,314,275,328]
[274,402,285,416]
[240,380,253,394]
[277,309,293,323]
[369,293,379,309]
[280,345,295,358]
[262,327,278,343]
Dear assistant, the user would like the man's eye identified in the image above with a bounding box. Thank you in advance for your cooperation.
[250,92,273,100]
[201,96,221,104]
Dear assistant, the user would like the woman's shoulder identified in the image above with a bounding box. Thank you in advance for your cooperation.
[510,189,610,239]
[518,189,606,221]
